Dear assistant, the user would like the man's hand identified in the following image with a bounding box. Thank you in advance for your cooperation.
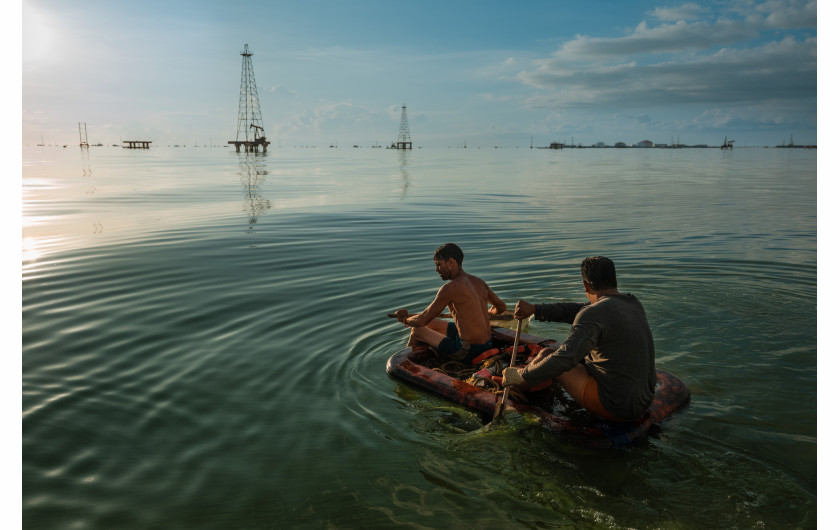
[514,300,535,320]
[394,309,409,323]
[502,367,525,387]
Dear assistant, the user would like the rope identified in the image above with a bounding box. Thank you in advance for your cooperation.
[417,341,535,403]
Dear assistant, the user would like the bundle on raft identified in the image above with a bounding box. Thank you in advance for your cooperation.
[386,326,690,448]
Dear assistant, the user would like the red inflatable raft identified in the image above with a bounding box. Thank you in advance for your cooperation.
[386,326,690,448]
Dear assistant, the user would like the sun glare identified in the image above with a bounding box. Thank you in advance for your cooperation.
[23,4,53,64]
[22,237,43,263]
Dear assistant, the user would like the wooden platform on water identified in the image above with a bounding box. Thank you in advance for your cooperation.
[123,140,152,149]
[228,139,270,152]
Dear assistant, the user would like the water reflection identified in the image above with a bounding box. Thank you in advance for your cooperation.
[22,237,42,263]
[397,149,411,199]
[80,145,92,177]
[80,145,101,233]
[237,153,271,226]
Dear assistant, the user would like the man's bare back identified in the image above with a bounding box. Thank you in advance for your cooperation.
[395,243,506,359]
[445,272,500,344]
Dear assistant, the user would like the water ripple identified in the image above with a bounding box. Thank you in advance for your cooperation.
[23,147,816,529]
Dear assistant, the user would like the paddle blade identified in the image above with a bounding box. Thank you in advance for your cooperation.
[492,387,510,420]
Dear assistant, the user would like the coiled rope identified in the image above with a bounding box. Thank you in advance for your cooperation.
[428,352,528,403]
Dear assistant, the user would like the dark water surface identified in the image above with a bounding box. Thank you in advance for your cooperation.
[23,146,816,528]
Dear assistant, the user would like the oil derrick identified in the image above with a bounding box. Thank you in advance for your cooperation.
[79,122,91,176]
[229,44,270,153]
[391,104,412,149]
[78,122,89,148]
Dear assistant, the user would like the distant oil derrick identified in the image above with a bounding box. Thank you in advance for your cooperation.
[78,122,89,148]
[390,104,412,149]
[229,44,269,153]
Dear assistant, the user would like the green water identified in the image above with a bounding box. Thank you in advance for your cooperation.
[22,146,816,528]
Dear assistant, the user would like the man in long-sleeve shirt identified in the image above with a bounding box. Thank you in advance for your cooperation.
[502,256,656,422]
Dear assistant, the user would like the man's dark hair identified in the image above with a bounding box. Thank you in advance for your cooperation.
[580,256,617,291]
[434,243,464,265]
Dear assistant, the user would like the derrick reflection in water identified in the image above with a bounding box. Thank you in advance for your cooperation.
[397,149,411,199]
[238,152,271,226]
[80,144,92,177]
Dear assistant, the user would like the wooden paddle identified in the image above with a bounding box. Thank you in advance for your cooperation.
[492,317,523,420]
[387,312,514,321]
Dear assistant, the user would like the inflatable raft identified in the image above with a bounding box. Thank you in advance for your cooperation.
[386,326,690,448]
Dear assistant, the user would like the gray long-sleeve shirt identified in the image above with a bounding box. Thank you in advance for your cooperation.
[520,294,656,420]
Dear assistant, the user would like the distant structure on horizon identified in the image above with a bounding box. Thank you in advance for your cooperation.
[775,134,815,148]
[123,140,152,149]
[78,122,89,148]
[390,104,412,149]
[229,44,269,153]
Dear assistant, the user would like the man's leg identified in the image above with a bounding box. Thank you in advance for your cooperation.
[425,319,449,335]
[556,364,591,404]
[407,318,449,346]
[557,365,622,421]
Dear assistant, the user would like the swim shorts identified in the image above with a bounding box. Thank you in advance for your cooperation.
[580,374,624,422]
[435,322,493,363]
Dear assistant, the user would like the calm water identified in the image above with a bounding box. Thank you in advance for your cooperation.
[22,145,816,528]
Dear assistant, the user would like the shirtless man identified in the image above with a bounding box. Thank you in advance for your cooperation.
[395,243,507,362]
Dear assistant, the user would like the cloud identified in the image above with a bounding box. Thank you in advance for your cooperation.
[522,37,816,109]
[269,85,296,97]
[650,3,706,22]
[536,18,757,61]
[515,0,816,112]
[733,0,817,29]
[386,104,403,121]
[22,109,49,125]
[276,101,388,141]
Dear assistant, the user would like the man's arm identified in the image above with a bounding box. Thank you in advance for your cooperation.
[486,285,507,315]
[405,284,452,328]
[520,319,598,383]
[514,300,586,322]
[534,302,588,323]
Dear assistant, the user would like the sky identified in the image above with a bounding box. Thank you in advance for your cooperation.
[21,0,819,148]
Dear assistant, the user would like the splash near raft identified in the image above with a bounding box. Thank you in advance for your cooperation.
[386,326,690,448]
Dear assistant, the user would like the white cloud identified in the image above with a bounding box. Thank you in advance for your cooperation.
[522,36,815,109]
[541,18,757,61]
[651,3,706,22]
[269,86,296,97]
[515,0,815,114]
[276,101,387,141]
[733,0,817,29]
